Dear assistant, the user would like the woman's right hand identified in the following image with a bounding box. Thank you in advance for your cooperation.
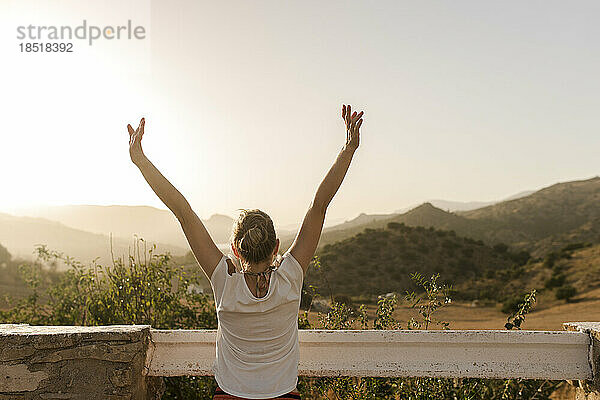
[341,104,363,152]
[127,117,146,165]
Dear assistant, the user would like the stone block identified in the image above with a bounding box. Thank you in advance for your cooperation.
[0,324,164,400]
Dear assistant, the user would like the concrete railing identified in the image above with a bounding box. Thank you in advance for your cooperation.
[147,329,591,380]
[2,322,600,399]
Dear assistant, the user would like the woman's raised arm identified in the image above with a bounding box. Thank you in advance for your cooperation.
[288,104,363,273]
[127,118,223,278]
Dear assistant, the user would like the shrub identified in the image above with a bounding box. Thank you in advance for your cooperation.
[387,222,404,230]
[461,247,474,258]
[561,242,590,252]
[333,294,356,312]
[504,290,537,330]
[501,294,525,315]
[510,250,531,266]
[0,241,218,399]
[544,273,566,289]
[544,252,558,268]
[493,243,509,254]
[555,285,577,302]
[3,248,560,399]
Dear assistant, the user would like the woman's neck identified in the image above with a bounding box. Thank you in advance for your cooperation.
[242,259,272,273]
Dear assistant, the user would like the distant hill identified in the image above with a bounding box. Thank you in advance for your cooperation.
[14,205,300,250]
[0,212,187,267]
[460,177,600,255]
[283,177,600,257]
[395,190,535,213]
[280,203,484,253]
[11,205,236,248]
[324,213,398,233]
[305,222,524,299]
[390,177,600,256]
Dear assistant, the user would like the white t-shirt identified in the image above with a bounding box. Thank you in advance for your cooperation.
[209,250,304,399]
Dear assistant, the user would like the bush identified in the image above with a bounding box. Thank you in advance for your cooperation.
[387,222,404,230]
[0,241,218,399]
[555,285,577,302]
[493,243,508,254]
[461,248,474,258]
[501,293,531,315]
[300,282,315,310]
[510,250,531,266]
[333,294,356,312]
[544,273,566,289]
[2,248,561,399]
[561,242,590,252]
[543,252,558,268]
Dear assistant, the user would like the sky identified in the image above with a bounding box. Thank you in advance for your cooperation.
[1,0,599,227]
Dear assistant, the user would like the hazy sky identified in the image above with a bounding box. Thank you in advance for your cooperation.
[2,0,599,227]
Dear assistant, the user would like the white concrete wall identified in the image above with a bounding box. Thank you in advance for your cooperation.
[146,329,592,380]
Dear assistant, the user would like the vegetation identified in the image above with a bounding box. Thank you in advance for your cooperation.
[504,290,537,330]
[1,176,598,397]
[555,285,577,302]
[281,177,600,259]
[0,242,11,265]
[299,272,559,399]
[0,242,568,399]
[0,241,217,397]
[304,222,529,301]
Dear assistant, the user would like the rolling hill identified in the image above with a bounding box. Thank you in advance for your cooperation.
[304,222,525,299]
[395,190,534,213]
[0,212,187,267]
[459,177,600,255]
[10,205,236,248]
[282,176,600,258]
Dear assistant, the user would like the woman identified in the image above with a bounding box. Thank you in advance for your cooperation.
[127,104,364,399]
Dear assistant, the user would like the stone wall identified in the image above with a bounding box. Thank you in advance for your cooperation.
[0,324,164,400]
[3,322,600,399]
[564,322,600,400]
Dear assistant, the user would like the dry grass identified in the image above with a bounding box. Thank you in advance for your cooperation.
[299,286,600,331]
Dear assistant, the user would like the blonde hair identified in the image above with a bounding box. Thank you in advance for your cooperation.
[231,209,277,266]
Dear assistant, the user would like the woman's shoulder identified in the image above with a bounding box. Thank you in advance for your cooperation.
[277,251,304,280]
[210,254,237,286]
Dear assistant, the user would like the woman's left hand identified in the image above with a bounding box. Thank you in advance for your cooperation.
[127,117,146,165]
[341,104,363,152]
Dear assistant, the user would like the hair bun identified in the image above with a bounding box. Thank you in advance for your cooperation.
[231,209,277,265]
[243,225,267,247]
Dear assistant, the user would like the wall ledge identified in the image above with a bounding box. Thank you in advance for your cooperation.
[0,324,164,399]
[564,322,600,398]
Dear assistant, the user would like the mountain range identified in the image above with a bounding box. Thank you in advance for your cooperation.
[281,176,600,258]
[2,176,598,267]
[394,190,535,213]
[0,212,184,267]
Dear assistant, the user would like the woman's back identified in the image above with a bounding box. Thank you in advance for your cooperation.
[128,104,363,399]
[210,251,304,399]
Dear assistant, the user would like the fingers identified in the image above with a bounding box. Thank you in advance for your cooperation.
[342,105,364,139]
[350,111,364,130]
[127,124,135,137]
[139,117,145,136]
[352,111,363,123]
[342,104,364,123]
[346,104,352,126]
